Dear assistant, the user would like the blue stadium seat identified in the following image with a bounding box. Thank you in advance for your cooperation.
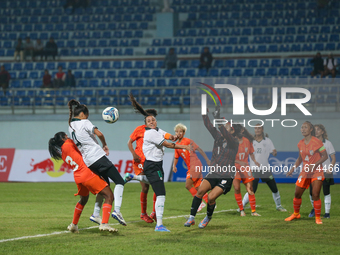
[244,69,254,77]
[232,69,242,77]
[84,71,94,79]
[279,68,289,76]
[255,68,265,76]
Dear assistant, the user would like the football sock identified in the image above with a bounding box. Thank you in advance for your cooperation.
[188,187,197,197]
[102,204,112,224]
[93,193,104,217]
[249,194,256,212]
[73,203,84,225]
[190,196,202,217]
[272,191,282,208]
[202,193,209,204]
[155,195,165,226]
[114,184,124,213]
[324,194,331,214]
[235,193,244,211]
[293,198,302,215]
[314,199,322,219]
[152,193,157,213]
[242,192,249,207]
[134,175,150,184]
[140,192,147,215]
[309,195,314,207]
[207,202,216,219]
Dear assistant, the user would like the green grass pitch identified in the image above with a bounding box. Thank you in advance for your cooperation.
[0,182,339,255]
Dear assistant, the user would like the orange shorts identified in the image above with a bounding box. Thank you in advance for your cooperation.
[133,161,144,175]
[235,168,254,184]
[186,170,203,188]
[295,172,324,189]
[75,175,108,197]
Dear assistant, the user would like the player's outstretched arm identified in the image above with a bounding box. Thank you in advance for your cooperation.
[287,154,302,176]
[197,146,210,165]
[94,128,109,156]
[127,138,140,163]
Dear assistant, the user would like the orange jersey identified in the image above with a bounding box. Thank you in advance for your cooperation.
[235,137,254,170]
[130,125,146,163]
[297,136,326,172]
[61,139,97,184]
[175,138,202,170]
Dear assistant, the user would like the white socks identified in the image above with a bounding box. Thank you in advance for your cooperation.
[114,184,124,213]
[93,193,104,217]
[133,175,150,184]
[309,194,314,207]
[155,195,165,226]
[242,192,249,207]
[272,191,281,208]
[324,194,331,214]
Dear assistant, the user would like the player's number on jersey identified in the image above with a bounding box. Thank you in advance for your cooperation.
[305,155,309,162]
[298,175,302,183]
[71,131,82,147]
[65,156,79,171]
[239,153,245,160]
[181,152,186,159]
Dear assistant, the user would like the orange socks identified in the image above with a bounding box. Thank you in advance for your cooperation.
[249,194,256,212]
[235,193,244,211]
[314,199,321,219]
[202,193,208,204]
[72,202,84,225]
[102,204,112,224]
[293,198,302,215]
[152,193,157,213]
[140,192,147,215]
[189,187,197,196]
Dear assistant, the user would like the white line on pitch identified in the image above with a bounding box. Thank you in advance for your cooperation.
[0,207,255,243]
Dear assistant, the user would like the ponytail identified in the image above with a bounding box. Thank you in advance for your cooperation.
[242,127,255,143]
[48,132,67,160]
[68,99,89,130]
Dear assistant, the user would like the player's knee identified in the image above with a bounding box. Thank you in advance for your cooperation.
[208,196,216,205]
[141,185,149,193]
[196,188,205,198]
[79,195,89,206]
[185,183,192,190]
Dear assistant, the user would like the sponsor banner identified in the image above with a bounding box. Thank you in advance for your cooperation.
[0,148,15,182]
[173,151,340,183]
[7,150,173,182]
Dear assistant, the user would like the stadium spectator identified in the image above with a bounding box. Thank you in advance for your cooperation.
[310,52,324,78]
[163,48,177,70]
[65,70,76,87]
[24,37,34,61]
[323,53,337,78]
[53,66,66,88]
[45,37,58,61]
[13,38,24,62]
[0,65,11,96]
[198,47,213,70]
[63,0,90,14]
[42,69,52,88]
[33,39,44,61]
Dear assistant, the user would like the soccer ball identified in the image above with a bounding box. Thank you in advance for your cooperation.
[102,107,119,124]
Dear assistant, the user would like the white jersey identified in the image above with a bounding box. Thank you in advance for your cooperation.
[249,137,275,171]
[143,127,167,162]
[322,139,335,169]
[68,118,106,167]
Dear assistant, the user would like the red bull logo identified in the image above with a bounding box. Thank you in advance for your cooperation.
[27,158,73,178]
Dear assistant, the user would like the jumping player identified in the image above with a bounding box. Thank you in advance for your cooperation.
[48,132,118,233]
[242,124,286,212]
[308,124,336,218]
[285,121,328,224]
[172,123,211,212]
[126,108,158,223]
[68,99,127,226]
[184,108,242,229]
[233,126,261,216]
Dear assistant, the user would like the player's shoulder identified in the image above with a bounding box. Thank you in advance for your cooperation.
[182,137,191,144]
[243,137,251,145]
[311,136,323,146]
[297,139,304,147]
[134,125,146,133]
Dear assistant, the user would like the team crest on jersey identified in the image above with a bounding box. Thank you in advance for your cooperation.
[245,147,248,152]
[310,150,314,155]
[223,142,227,148]
[221,180,227,184]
